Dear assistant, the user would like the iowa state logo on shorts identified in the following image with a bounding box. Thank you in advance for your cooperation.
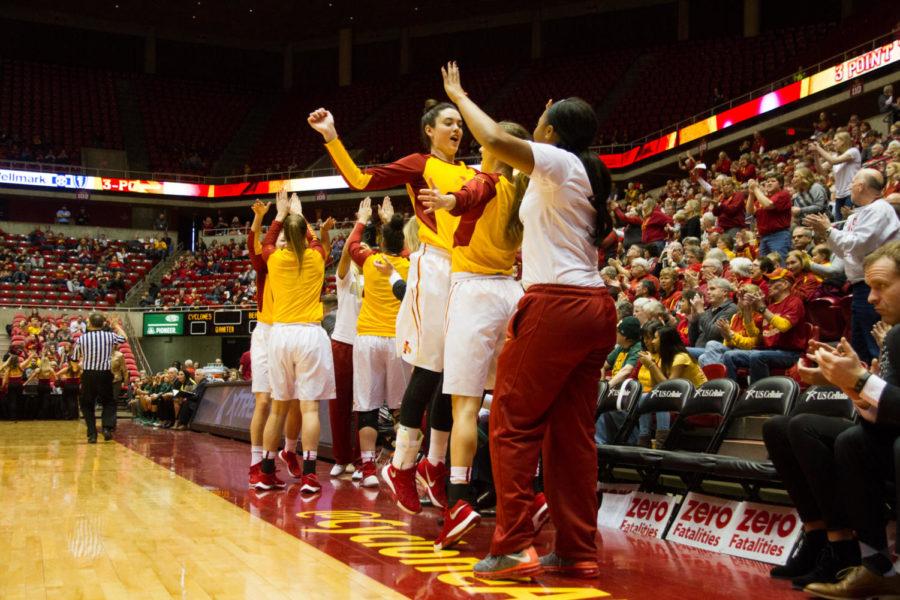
[402,340,412,355]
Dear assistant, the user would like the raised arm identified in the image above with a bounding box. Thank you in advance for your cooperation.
[319,217,335,261]
[247,199,271,272]
[308,108,426,190]
[441,62,535,175]
[345,198,375,268]
[261,191,289,262]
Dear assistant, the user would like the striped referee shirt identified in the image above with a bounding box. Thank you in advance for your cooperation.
[73,330,126,371]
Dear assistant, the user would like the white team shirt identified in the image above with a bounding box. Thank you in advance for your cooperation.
[330,266,363,345]
[832,147,861,198]
[519,141,604,290]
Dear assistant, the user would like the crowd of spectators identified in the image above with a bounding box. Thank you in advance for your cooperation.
[0,131,77,165]
[1,310,133,420]
[595,110,900,449]
[148,239,256,308]
[130,358,240,429]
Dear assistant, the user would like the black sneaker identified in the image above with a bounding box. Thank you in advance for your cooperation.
[102,428,113,441]
[791,545,845,590]
[87,434,97,444]
[771,536,823,579]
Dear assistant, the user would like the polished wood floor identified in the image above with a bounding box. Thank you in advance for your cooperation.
[0,421,405,600]
[1,420,805,599]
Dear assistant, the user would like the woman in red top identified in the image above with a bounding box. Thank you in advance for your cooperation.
[658,267,683,312]
[711,177,746,237]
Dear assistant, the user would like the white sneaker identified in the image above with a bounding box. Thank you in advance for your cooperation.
[352,468,363,481]
[329,463,355,477]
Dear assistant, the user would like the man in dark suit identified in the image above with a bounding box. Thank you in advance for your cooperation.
[802,241,900,598]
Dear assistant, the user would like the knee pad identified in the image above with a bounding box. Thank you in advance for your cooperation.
[357,409,379,430]
[428,390,453,432]
[399,367,442,428]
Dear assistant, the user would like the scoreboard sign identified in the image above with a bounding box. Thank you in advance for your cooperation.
[143,310,257,337]
[143,312,184,336]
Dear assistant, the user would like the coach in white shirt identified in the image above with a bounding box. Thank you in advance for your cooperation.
[805,168,900,363]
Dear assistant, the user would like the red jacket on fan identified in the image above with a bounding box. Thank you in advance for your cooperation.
[615,207,673,244]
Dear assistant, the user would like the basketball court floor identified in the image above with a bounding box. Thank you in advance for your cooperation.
[1,422,804,599]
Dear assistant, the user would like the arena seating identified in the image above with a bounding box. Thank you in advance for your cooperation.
[133,75,256,174]
[0,59,123,162]
[0,231,158,308]
[0,13,894,171]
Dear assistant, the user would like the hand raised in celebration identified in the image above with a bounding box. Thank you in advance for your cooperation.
[274,189,290,217]
[289,193,303,216]
[307,108,337,142]
[441,61,466,103]
[251,200,271,217]
[321,217,335,232]
[357,197,373,225]
[378,197,394,224]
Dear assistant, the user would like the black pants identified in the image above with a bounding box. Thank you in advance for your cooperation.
[80,370,116,438]
[63,385,80,420]
[834,422,899,550]
[4,385,22,419]
[762,414,855,528]
[37,383,52,419]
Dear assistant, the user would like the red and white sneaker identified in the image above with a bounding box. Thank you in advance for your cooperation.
[248,463,263,488]
[382,464,421,514]
[279,450,302,479]
[253,470,286,491]
[359,461,379,488]
[538,552,600,578]
[415,459,448,509]
[434,500,481,551]
[300,473,321,494]
[532,492,550,534]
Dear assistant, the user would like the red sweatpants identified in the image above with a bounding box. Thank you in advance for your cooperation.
[489,284,616,561]
[329,339,358,465]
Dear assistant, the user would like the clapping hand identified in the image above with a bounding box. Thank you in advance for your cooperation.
[872,321,889,351]
[715,318,731,337]
[377,197,394,223]
[357,197,373,224]
[251,200,271,218]
[802,213,831,236]
[274,189,290,217]
[637,351,655,367]
[321,217,335,233]
[289,193,303,216]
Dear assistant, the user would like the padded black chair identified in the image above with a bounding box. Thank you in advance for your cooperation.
[596,378,642,445]
[656,376,800,498]
[597,379,694,486]
[598,379,738,490]
[790,385,855,420]
[594,380,610,421]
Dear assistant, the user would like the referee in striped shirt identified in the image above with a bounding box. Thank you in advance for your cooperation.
[73,313,126,443]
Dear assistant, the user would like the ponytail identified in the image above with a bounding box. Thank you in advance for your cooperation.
[577,150,612,245]
[282,214,309,278]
